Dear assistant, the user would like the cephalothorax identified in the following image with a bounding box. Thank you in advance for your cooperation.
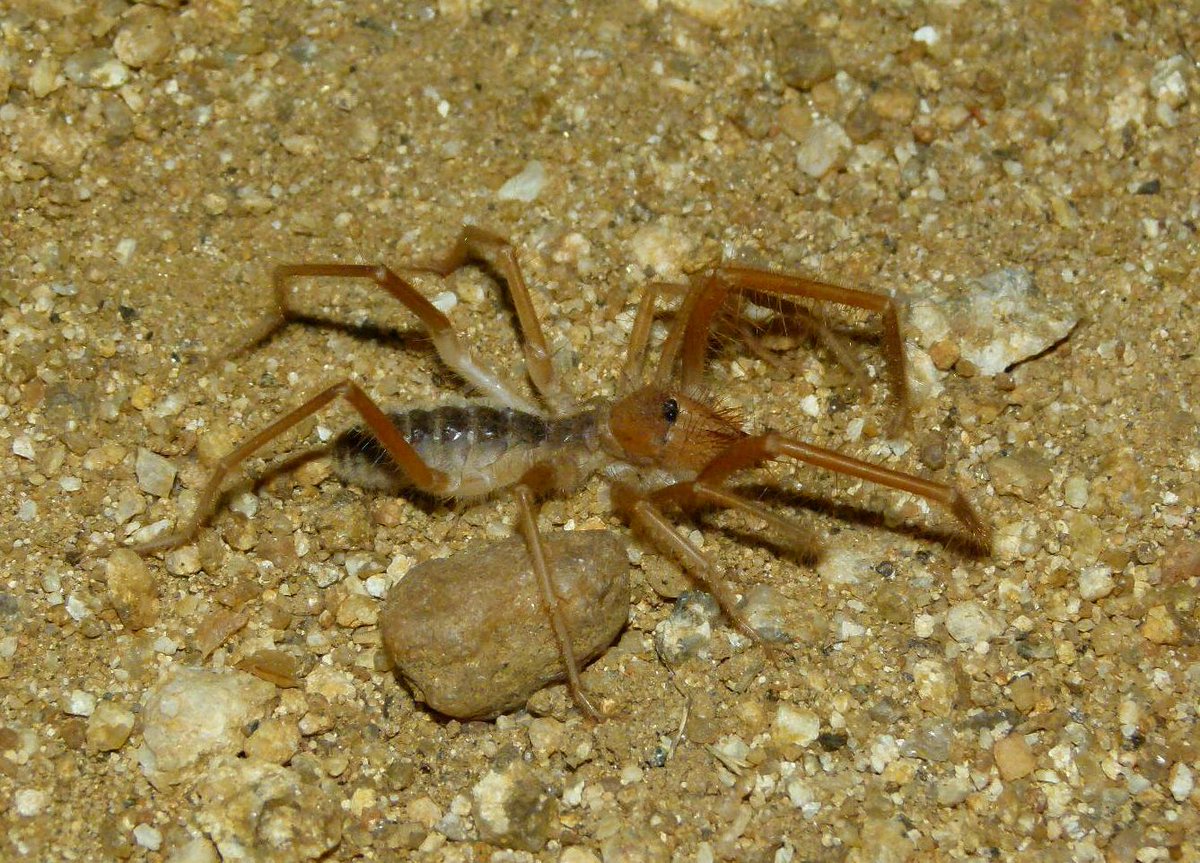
[137,227,988,719]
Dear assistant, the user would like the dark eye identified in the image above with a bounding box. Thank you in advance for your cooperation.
[662,398,679,424]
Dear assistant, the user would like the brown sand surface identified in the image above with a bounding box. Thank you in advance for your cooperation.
[2,1,1198,860]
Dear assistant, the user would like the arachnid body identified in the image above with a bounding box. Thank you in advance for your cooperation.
[137,227,989,720]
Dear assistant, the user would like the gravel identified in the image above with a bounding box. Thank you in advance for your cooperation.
[139,666,276,785]
[5,2,1198,859]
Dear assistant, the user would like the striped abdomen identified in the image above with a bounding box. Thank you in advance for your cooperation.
[332,405,599,497]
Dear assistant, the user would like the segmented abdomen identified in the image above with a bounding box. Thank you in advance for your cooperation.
[332,405,594,495]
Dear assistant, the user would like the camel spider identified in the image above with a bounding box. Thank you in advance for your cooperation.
[137,226,989,720]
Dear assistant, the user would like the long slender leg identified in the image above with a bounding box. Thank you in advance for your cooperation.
[610,483,766,645]
[694,432,990,552]
[649,481,823,560]
[406,227,566,414]
[650,274,706,390]
[730,305,872,394]
[512,483,602,721]
[225,263,539,414]
[134,379,452,553]
[622,280,690,386]
[669,267,912,433]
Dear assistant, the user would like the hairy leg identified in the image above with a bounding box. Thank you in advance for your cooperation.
[611,482,768,646]
[512,482,602,721]
[228,262,540,413]
[665,267,912,434]
[695,432,990,552]
[407,227,567,414]
[135,379,452,552]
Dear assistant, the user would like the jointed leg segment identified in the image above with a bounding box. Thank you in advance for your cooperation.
[690,432,990,551]
[513,482,602,721]
[134,379,451,552]
[406,226,566,414]
[611,482,766,645]
[228,261,541,414]
[644,266,912,433]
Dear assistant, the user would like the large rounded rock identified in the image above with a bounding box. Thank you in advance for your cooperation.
[381,531,628,719]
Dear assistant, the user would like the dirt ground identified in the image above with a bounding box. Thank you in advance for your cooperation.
[2,1,1198,861]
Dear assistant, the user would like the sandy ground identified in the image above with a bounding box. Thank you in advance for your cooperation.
[2,1,1199,861]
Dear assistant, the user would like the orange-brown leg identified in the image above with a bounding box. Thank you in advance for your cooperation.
[648,480,823,560]
[729,303,872,394]
[405,227,566,414]
[225,262,539,414]
[512,482,602,721]
[610,483,768,646]
[621,280,693,386]
[691,432,990,552]
[134,379,452,553]
[664,267,912,434]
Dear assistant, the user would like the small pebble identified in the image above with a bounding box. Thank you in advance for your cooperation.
[1141,605,1180,645]
[945,601,1003,645]
[641,554,692,600]
[527,716,565,757]
[431,290,458,314]
[629,221,695,278]
[987,448,1053,502]
[113,6,174,68]
[471,760,559,852]
[165,837,219,863]
[928,339,960,371]
[795,118,851,178]
[15,788,48,817]
[737,584,789,642]
[114,238,137,265]
[654,591,720,665]
[908,268,1078,376]
[29,57,60,98]
[936,775,972,806]
[139,666,276,783]
[335,593,378,628]
[1150,55,1189,108]
[135,447,177,498]
[868,86,918,124]
[349,116,380,159]
[65,689,97,717]
[1077,564,1115,601]
[913,25,939,46]
[133,824,163,851]
[1169,762,1194,802]
[112,488,146,524]
[86,701,136,751]
[196,757,343,861]
[497,160,546,202]
[1064,475,1090,508]
[364,574,389,598]
[993,733,1036,781]
[12,435,34,460]
[105,548,159,631]
[771,704,820,749]
[200,193,228,216]
[63,49,130,89]
[816,547,872,585]
[165,545,202,577]
[902,720,953,762]
[774,26,834,90]
[244,717,300,765]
